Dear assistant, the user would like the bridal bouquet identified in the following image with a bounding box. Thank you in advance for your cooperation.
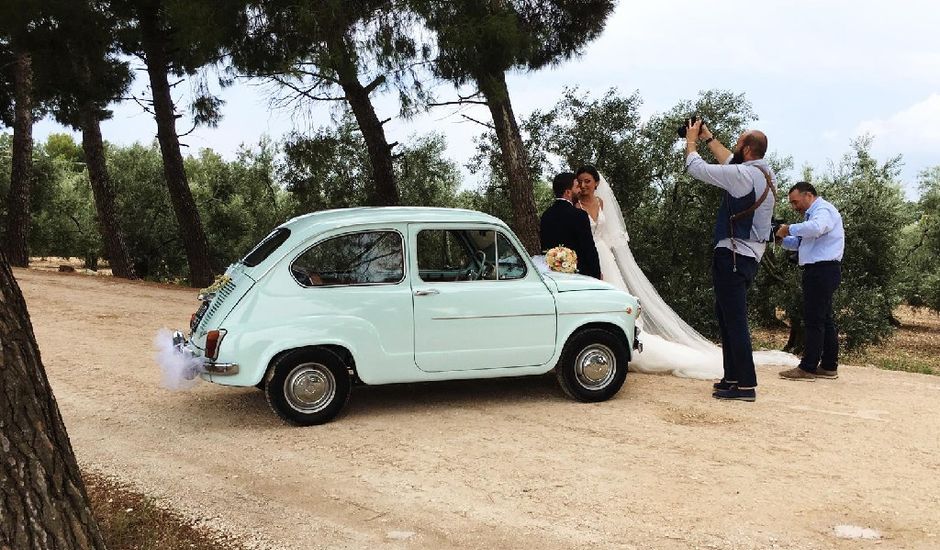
[545,246,578,273]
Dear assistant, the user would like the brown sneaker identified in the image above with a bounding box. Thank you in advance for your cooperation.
[816,368,839,379]
[779,367,816,381]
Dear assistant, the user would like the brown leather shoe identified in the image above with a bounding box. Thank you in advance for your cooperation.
[779,367,816,381]
[816,368,839,379]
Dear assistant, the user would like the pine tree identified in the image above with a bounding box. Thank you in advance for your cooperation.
[0,253,107,548]
[413,0,616,253]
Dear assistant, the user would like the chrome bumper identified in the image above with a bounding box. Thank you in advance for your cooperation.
[172,331,240,376]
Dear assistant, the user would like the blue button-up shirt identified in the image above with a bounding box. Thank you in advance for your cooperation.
[782,197,844,265]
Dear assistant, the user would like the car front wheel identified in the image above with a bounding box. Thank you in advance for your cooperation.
[265,348,351,426]
[555,328,628,402]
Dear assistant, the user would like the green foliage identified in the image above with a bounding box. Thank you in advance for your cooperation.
[763,137,907,351]
[279,116,463,213]
[107,141,184,279]
[106,139,294,280]
[228,0,428,115]
[899,165,940,310]
[0,133,100,264]
[396,134,462,207]
[414,0,616,86]
[278,119,376,211]
[187,139,293,271]
[461,126,553,223]
[822,138,906,349]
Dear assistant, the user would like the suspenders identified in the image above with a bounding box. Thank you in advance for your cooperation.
[727,166,777,272]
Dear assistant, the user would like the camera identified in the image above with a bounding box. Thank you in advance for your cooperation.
[677,115,704,138]
[770,217,784,240]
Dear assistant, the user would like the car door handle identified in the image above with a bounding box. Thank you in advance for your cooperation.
[414,289,440,296]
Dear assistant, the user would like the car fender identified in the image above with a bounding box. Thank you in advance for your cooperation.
[210,315,400,387]
[551,289,638,362]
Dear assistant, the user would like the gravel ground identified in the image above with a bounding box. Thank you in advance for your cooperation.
[16,268,940,549]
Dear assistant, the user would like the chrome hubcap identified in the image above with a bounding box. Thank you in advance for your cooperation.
[574,344,616,390]
[285,363,336,413]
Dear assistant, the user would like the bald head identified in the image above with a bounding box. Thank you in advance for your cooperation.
[742,130,768,159]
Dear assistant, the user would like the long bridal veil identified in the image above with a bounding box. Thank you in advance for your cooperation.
[593,174,798,378]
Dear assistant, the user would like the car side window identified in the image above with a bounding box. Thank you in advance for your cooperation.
[496,232,527,280]
[292,231,404,287]
[417,229,525,282]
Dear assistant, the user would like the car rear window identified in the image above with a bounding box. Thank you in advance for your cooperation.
[241,228,291,267]
[291,230,404,287]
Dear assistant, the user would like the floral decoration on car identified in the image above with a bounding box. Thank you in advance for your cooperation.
[545,246,578,273]
[199,274,231,297]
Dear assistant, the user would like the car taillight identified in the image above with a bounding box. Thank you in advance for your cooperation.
[205,329,227,360]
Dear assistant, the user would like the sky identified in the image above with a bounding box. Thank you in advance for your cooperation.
[32,0,940,199]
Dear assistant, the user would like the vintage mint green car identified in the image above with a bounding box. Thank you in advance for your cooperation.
[174,207,641,425]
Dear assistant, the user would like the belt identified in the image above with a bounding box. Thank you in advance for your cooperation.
[801,260,841,269]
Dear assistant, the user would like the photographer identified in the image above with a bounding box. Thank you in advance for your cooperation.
[775,182,845,381]
[684,120,776,402]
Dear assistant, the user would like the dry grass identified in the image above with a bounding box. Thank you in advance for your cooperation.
[754,305,940,376]
[848,306,940,375]
[29,256,113,276]
[83,473,244,550]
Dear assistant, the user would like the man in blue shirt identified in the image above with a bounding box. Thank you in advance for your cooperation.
[775,182,845,381]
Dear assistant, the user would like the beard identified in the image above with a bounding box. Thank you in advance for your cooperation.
[730,149,746,164]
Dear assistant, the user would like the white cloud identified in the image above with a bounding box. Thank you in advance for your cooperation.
[856,94,940,154]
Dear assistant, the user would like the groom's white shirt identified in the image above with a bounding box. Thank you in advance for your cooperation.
[685,152,776,261]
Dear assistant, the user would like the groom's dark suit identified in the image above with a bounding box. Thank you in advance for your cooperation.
[539,199,601,279]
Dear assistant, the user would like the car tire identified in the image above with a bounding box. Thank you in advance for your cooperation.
[265,348,351,426]
[555,328,628,402]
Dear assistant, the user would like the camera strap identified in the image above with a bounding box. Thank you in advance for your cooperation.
[727,166,777,272]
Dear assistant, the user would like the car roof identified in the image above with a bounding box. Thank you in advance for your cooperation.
[281,207,509,233]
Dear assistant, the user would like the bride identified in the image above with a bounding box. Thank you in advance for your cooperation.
[573,165,797,379]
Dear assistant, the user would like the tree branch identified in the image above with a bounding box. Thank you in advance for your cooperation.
[128,95,156,116]
[459,114,495,130]
[428,90,487,108]
[67,214,84,234]
[363,75,386,95]
[429,98,488,107]
[178,122,198,138]
[269,75,346,104]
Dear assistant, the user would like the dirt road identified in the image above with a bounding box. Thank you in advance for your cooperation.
[15,268,940,549]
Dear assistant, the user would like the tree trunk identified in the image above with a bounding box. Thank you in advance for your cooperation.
[328,34,399,207]
[0,254,107,549]
[477,71,540,254]
[138,3,215,287]
[80,109,137,280]
[3,51,34,268]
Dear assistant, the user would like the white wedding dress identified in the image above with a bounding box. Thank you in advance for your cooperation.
[587,175,798,379]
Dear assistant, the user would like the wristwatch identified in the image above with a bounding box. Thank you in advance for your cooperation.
[704,137,714,145]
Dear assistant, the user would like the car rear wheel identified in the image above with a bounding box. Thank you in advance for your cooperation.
[555,328,628,402]
[265,348,351,426]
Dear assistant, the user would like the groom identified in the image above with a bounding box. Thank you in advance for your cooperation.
[539,172,601,279]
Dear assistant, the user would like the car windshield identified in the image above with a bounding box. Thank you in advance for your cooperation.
[241,228,291,267]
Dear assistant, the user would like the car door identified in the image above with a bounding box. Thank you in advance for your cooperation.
[409,224,557,372]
